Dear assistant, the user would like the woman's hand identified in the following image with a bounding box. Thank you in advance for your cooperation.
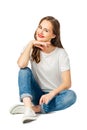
[39,91,55,105]
[33,41,51,50]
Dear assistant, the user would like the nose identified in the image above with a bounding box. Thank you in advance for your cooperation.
[40,29,44,34]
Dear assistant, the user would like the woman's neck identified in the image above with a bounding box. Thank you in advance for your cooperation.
[42,45,56,53]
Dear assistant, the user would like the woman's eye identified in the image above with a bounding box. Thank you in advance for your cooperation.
[38,25,49,32]
[44,29,49,32]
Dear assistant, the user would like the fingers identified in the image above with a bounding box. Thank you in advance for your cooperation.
[34,44,44,50]
[39,96,44,105]
[39,99,42,105]
[34,41,51,47]
[33,41,51,50]
[39,42,50,47]
[39,95,49,105]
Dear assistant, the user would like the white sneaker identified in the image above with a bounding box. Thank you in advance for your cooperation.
[22,107,37,123]
[10,104,24,114]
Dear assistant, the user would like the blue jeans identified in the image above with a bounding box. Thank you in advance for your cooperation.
[18,67,77,113]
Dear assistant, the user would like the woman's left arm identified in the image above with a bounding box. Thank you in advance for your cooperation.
[50,70,71,97]
[39,70,71,105]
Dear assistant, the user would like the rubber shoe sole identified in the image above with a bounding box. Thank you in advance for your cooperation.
[10,104,24,114]
[22,115,37,123]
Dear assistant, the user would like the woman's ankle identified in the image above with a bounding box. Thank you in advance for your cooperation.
[32,105,41,113]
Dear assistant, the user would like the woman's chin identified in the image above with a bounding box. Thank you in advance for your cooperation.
[37,39,44,42]
[36,37,44,42]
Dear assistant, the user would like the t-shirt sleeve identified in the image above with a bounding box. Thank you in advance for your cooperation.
[59,49,70,71]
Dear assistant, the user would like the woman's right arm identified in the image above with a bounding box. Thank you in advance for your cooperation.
[17,40,50,68]
[17,41,33,68]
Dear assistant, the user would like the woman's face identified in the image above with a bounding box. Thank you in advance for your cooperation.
[36,20,56,42]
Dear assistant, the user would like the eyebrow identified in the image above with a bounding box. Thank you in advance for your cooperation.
[38,24,51,32]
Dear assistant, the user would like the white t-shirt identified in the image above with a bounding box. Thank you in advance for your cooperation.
[30,47,70,92]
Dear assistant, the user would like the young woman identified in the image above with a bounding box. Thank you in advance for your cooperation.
[10,16,77,123]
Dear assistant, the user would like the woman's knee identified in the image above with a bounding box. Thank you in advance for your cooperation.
[66,90,77,105]
[18,67,32,77]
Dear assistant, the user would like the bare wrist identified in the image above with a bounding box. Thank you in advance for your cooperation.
[49,91,55,97]
[27,41,34,48]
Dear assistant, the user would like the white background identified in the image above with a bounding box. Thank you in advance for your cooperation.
[0,0,87,129]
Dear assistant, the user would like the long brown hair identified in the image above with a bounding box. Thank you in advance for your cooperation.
[31,16,63,63]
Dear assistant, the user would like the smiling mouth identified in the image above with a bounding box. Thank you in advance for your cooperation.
[38,34,45,38]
